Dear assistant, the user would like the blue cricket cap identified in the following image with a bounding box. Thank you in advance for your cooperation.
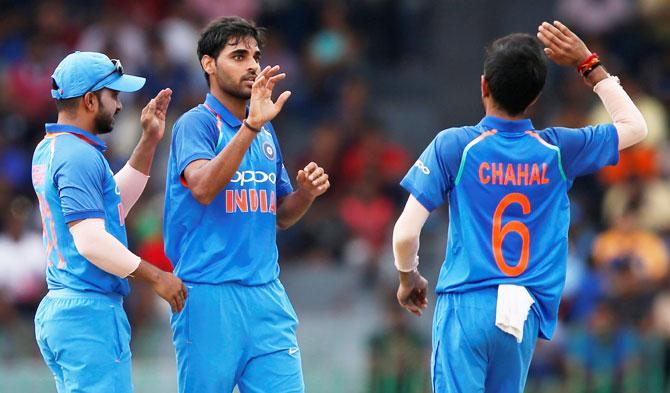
[51,51,146,99]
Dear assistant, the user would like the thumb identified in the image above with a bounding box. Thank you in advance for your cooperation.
[274,90,292,112]
[297,169,306,182]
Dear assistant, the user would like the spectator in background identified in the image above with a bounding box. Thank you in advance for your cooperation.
[6,36,58,121]
[592,196,669,284]
[339,120,410,206]
[0,196,46,315]
[592,75,667,185]
[305,2,359,107]
[77,6,148,72]
[565,299,643,392]
[557,0,634,37]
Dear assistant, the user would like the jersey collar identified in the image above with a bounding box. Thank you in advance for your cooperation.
[44,123,107,152]
[478,116,534,133]
[204,93,244,128]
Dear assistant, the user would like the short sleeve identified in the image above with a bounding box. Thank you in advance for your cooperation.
[268,124,293,198]
[540,124,619,178]
[172,111,218,175]
[400,129,464,211]
[52,142,107,223]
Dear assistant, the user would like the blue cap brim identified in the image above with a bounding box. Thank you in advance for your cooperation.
[105,74,146,93]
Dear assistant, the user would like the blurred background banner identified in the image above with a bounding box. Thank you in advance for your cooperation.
[0,0,669,392]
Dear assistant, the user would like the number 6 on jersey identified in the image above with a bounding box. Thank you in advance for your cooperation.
[492,192,531,277]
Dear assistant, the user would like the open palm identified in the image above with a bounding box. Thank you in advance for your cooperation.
[140,88,172,142]
[247,65,291,128]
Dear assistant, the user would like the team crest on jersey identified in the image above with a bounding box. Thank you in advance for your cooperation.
[262,140,275,160]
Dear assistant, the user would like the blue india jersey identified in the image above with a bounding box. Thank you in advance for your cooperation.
[164,94,293,285]
[401,116,619,339]
[31,124,130,296]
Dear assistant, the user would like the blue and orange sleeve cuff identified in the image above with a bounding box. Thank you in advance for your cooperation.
[63,210,106,224]
[400,180,438,212]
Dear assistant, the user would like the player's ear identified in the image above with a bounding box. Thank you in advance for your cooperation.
[82,92,98,113]
[201,55,216,77]
[481,75,490,98]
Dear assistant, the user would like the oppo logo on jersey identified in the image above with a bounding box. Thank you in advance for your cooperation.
[225,170,278,214]
[230,170,277,185]
[479,162,550,186]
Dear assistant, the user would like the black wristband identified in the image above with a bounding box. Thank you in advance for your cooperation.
[582,62,602,78]
[242,120,261,133]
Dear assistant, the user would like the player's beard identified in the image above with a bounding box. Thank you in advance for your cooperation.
[215,69,254,100]
[94,108,115,135]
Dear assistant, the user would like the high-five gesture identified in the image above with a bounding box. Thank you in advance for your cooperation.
[140,88,172,143]
[246,65,292,129]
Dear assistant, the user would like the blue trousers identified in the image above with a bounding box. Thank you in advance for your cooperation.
[171,279,304,393]
[432,287,539,393]
[34,288,132,393]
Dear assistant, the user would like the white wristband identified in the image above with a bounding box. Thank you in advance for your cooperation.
[114,163,150,217]
[395,256,419,273]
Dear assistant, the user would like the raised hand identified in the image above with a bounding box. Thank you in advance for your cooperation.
[140,88,172,143]
[397,270,429,317]
[537,21,592,68]
[246,65,291,129]
[296,162,330,198]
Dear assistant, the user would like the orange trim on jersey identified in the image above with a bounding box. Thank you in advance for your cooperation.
[454,129,498,185]
[45,131,102,148]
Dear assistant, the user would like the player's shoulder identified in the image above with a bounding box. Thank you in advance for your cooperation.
[533,123,615,146]
[174,106,215,130]
[52,134,103,162]
[50,135,106,175]
[433,125,486,150]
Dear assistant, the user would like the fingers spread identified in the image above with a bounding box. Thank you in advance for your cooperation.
[257,65,271,79]
[253,75,267,91]
[274,90,291,111]
[266,73,286,91]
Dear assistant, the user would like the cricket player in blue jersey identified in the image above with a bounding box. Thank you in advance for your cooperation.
[32,51,187,393]
[164,17,330,393]
[392,22,648,392]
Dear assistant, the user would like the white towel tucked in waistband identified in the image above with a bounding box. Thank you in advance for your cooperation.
[495,284,535,343]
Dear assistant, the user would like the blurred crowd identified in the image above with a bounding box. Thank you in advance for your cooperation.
[0,0,669,392]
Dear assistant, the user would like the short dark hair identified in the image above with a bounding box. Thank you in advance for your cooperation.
[55,90,102,114]
[197,16,266,85]
[483,33,547,116]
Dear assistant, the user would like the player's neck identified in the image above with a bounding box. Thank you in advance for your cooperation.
[485,107,528,121]
[209,87,247,120]
[56,113,96,135]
